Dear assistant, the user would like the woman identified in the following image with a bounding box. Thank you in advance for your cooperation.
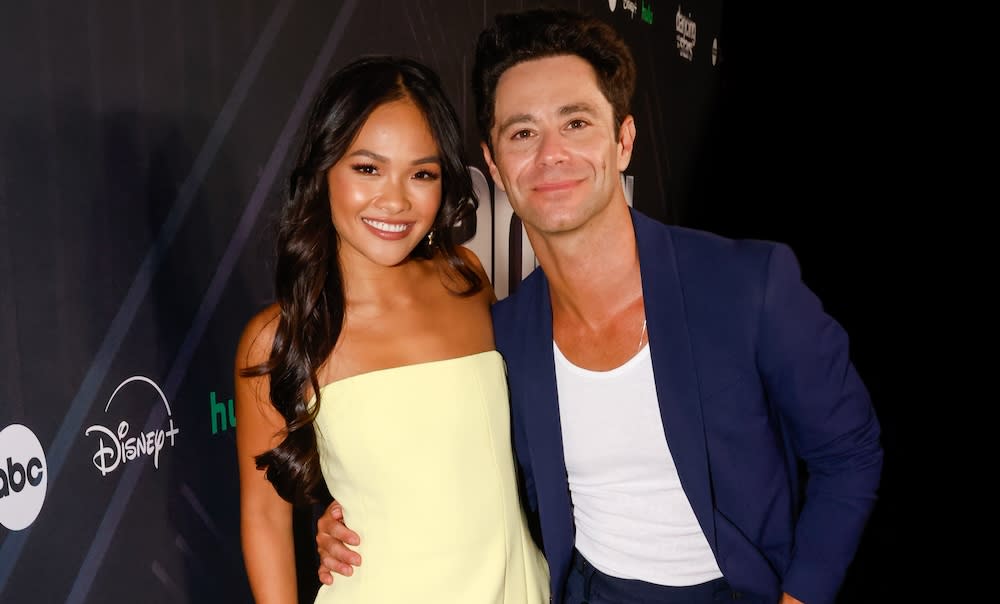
[235,56,549,603]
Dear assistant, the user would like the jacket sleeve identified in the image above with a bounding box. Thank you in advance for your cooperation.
[756,243,883,604]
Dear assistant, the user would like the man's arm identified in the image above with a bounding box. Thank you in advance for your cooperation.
[757,244,883,604]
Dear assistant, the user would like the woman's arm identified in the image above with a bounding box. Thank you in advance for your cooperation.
[235,306,298,603]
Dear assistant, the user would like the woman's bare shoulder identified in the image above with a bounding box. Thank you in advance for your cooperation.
[236,303,281,371]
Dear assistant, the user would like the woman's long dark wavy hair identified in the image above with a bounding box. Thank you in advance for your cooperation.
[243,56,482,505]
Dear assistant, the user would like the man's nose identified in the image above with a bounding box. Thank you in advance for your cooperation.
[537,130,569,166]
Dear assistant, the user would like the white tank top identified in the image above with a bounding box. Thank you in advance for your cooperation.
[554,340,723,585]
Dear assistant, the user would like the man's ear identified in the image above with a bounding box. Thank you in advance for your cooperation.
[617,115,636,172]
[480,142,506,192]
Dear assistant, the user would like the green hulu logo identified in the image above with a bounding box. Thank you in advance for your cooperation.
[642,0,654,23]
[210,392,236,434]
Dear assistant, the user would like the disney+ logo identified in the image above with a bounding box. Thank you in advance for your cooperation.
[84,376,180,477]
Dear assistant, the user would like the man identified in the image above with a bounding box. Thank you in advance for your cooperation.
[317,9,882,604]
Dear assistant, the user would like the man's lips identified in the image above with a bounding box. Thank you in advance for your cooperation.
[533,179,581,193]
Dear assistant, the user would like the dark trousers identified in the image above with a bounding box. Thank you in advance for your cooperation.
[564,550,756,604]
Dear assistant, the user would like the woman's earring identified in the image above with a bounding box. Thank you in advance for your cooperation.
[426,229,435,247]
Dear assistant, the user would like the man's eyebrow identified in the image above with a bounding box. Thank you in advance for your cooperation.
[497,113,535,134]
[559,102,597,116]
[497,103,600,133]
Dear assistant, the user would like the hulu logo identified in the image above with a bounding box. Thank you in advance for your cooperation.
[642,0,654,24]
[210,392,236,434]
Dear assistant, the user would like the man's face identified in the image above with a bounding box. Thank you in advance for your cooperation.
[482,54,634,238]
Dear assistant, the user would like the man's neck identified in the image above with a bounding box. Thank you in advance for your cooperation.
[528,200,642,328]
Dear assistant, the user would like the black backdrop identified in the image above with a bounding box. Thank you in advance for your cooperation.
[1,1,899,602]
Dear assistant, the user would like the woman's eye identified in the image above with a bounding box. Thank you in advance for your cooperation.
[413,170,440,181]
[351,163,378,175]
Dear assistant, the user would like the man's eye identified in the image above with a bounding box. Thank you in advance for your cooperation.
[568,119,587,129]
[511,129,532,140]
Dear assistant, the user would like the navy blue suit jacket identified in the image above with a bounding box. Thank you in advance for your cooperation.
[492,209,882,604]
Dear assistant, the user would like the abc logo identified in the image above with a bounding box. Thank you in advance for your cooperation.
[0,424,48,531]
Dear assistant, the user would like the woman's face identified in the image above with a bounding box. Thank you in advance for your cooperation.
[327,98,442,270]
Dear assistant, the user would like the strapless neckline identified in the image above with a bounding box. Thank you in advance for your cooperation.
[316,349,500,393]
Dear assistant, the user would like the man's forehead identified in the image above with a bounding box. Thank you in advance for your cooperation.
[495,56,601,99]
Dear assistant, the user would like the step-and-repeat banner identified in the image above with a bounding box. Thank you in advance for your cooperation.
[1,1,883,602]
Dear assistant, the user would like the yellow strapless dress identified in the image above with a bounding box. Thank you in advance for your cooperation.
[312,350,549,603]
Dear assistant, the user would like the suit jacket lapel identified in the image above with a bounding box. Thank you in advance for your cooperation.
[522,273,572,502]
[633,209,716,548]
[515,271,576,573]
